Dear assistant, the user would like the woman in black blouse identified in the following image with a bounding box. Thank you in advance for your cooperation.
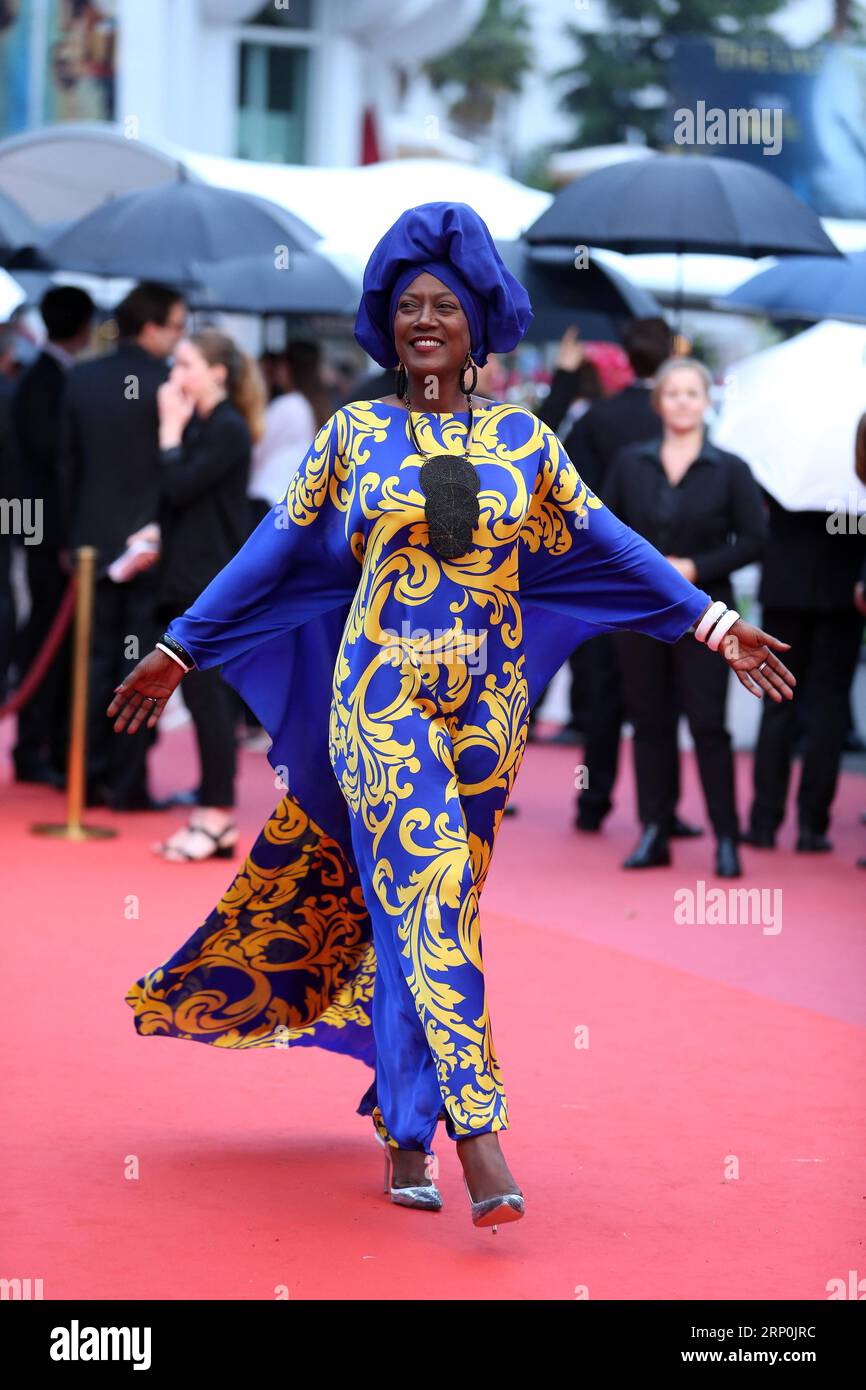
[152,329,266,861]
[604,357,767,878]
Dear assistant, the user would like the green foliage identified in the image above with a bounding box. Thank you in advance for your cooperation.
[556,0,790,149]
[514,142,559,192]
[822,0,866,38]
[424,0,534,135]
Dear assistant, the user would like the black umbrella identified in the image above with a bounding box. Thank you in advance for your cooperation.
[496,240,662,342]
[41,177,321,282]
[719,251,866,323]
[187,249,359,316]
[526,154,840,260]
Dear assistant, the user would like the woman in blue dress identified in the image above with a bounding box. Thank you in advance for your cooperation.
[110,203,795,1230]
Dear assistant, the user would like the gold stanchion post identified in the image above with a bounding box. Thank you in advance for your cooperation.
[32,545,116,840]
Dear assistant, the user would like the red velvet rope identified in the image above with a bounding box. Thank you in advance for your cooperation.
[0,575,77,720]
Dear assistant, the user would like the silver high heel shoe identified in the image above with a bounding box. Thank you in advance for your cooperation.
[463,1174,525,1231]
[375,1132,443,1211]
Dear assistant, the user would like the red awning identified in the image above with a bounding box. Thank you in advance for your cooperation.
[360,106,382,165]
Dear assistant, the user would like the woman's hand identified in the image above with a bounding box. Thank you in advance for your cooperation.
[157,379,194,447]
[106,649,185,734]
[122,523,161,576]
[555,326,584,372]
[125,523,161,549]
[717,618,796,702]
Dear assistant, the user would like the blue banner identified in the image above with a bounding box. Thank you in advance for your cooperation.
[668,36,866,219]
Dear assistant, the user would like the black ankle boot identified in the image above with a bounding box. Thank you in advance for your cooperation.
[741,825,776,849]
[622,824,671,868]
[796,830,833,853]
[715,837,741,878]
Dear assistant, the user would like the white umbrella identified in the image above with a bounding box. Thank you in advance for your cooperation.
[713,320,866,512]
[0,268,25,321]
[0,123,186,224]
[0,124,550,291]
[185,153,551,268]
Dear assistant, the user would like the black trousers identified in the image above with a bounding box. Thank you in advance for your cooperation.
[13,547,71,771]
[0,534,14,708]
[86,572,160,804]
[614,629,739,839]
[564,642,595,732]
[179,665,237,807]
[749,606,864,836]
[575,633,625,821]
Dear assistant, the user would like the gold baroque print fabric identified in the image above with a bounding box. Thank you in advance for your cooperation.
[126,793,376,1060]
[323,402,583,1147]
[129,398,711,1153]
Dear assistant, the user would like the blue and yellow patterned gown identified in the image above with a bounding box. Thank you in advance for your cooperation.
[126,399,711,1152]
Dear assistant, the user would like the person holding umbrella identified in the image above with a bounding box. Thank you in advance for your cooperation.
[604,358,768,878]
[742,410,866,853]
[108,203,794,1230]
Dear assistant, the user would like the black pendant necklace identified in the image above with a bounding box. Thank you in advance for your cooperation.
[404,395,480,560]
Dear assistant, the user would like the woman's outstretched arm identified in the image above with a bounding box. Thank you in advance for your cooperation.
[108,408,360,734]
[520,423,795,703]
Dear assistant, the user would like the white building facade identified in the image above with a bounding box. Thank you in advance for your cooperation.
[115,0,485,165]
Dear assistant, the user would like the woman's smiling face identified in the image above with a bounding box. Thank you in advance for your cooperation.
[392,272,470,377]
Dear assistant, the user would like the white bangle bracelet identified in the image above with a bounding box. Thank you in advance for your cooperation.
[156,641,191,673]
[694,600,727,642]
[706,609,740,652]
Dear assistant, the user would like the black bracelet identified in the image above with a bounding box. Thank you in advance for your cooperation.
[158,631,196,670]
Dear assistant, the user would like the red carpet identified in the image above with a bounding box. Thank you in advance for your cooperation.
[2,722,864,1299]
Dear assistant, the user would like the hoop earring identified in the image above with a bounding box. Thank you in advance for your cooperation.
[395,360,408,401]
[460,354,478,398]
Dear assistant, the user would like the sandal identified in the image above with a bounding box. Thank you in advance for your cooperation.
[152,819,238,862]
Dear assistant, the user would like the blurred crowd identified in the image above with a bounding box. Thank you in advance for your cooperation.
[1,286,865,871]
[538,319,866,874]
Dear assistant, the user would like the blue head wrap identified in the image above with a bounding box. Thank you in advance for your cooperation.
[354,201,533,369]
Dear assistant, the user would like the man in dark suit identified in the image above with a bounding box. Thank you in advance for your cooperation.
[744,494,866,851]
[60,281,187,809]
[0,325,21,714]
[11,286,95,785]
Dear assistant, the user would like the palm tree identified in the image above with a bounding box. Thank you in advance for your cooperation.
[424,0,534,140]
[831,0,849,37]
